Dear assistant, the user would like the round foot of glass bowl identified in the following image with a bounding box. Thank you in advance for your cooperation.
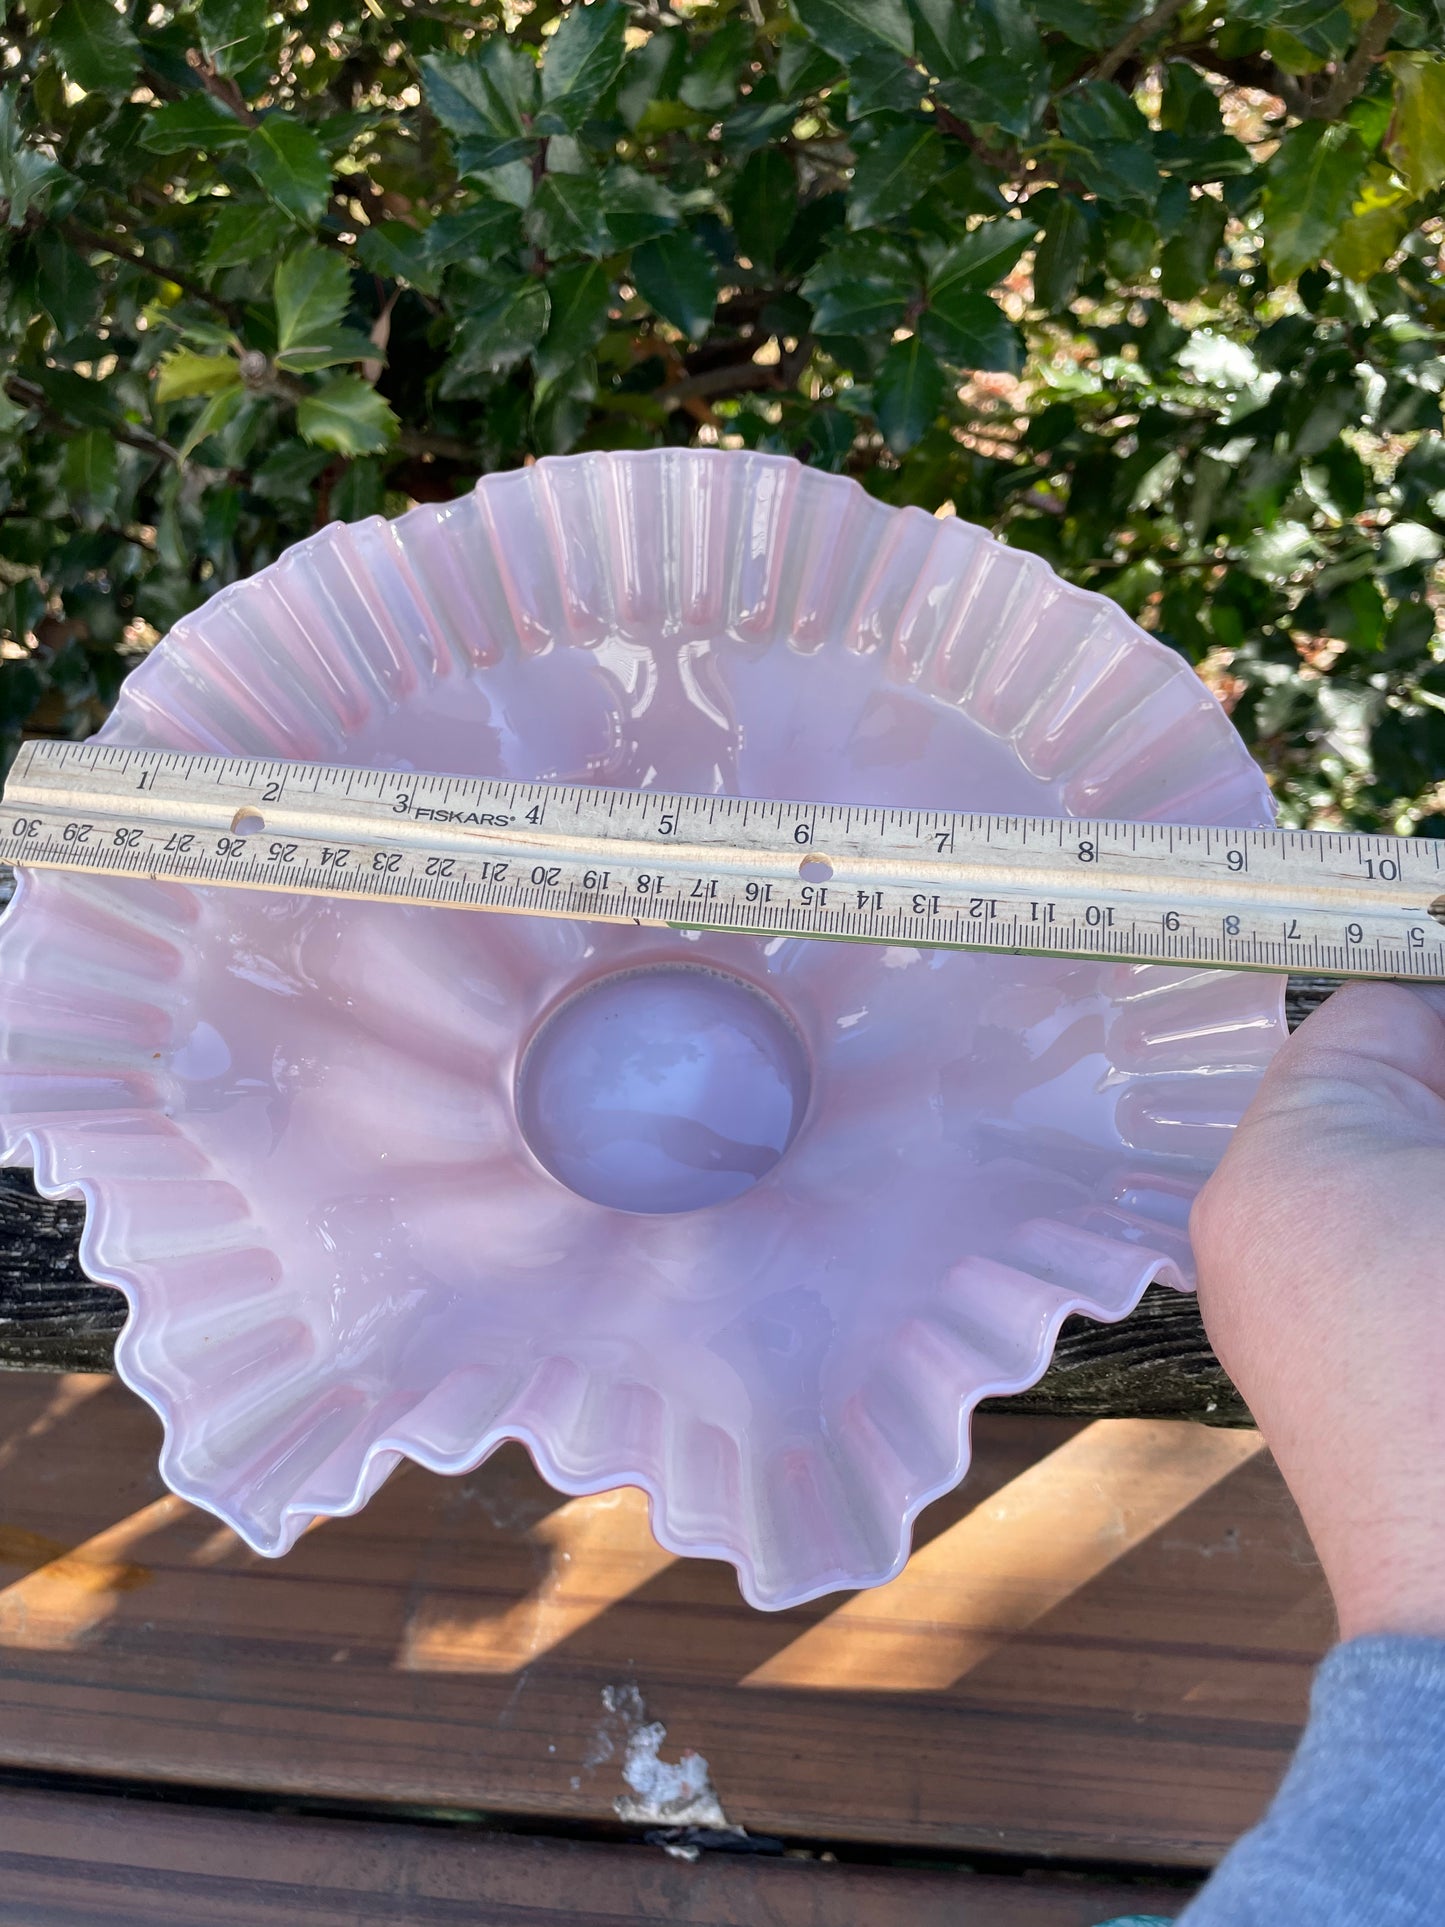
[0,449,1287,1610]
[517,965,811,1215]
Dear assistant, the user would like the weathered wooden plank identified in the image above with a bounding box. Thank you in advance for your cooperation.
[0,1176,115,1375]
[0,978,1334,1414]
[0,1784,1197,1926]
[0,1373,1333,1867]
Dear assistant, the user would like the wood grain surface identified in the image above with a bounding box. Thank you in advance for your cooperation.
[0,1371,1333,1868]
[0,1785,1197,1927]
[0,976,1336,1412]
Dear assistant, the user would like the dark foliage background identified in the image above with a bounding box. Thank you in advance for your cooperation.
[2,0,1443,827]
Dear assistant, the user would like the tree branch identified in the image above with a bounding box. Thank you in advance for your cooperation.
[1179,8,1398,127]
[1095,0,1194,84]
[55,217,241,322]
[656,363,790,410]
[930,99,1019,175]
[394,424,480,464]
[97,523,158,553]
[185,49,259,126]
[5,375,180,465]
[1307,1,1400,119]
[2,375,239,481]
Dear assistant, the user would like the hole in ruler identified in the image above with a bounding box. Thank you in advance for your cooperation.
[230,808,266,836]
[798,856,833,884]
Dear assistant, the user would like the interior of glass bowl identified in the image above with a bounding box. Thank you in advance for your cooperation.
[0,450,1286,1609]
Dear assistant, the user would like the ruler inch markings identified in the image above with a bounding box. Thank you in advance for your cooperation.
[2,742,1445,979]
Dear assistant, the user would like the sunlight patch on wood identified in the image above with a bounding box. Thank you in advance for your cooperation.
[744,1420,1265,1692]
[399,1485,675,1675]
[0,1495,184,1649]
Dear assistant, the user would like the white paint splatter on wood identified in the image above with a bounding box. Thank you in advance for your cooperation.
[587,1682,743,1858]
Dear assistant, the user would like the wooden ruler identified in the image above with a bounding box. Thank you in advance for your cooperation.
[3,740,1445,980]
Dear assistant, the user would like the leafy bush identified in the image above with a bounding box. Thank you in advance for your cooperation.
[2,0,1443,827]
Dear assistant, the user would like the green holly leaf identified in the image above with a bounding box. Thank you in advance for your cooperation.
[907,0,975,77]
[1029,0,1118,50]
[1059,77,1151,147]
[938,56,1048,141]
[35,232,100,339]
[835,39,920,113]
[329,457,386,524]
[425,201,524,269]
[277,326,375,375]
[631,228,718,340]
[438,276,550,396]
[802,233,917,335]
[1262,122,1368,280]
[1155,128,1252,180]
[525,170,607,255]
[1104,210,1157,281]
[616,28,687,130]
[925,217,1035,298]
[0,92,64,228]
[678,18,752,114]
[848,125,944,229]
[274,250,350,354]
[466,157,535,206]
[1032,192,1090,310]
[198,0,268,79]
[295,376,398,455]
[246,119,332,228]
[178,382,246,463]
[421,41,536,171]
[792,0,913,63]
[140,95,250,155]
[1345,88,1393,153]
[536,0,627,136]
[917,287,1023,371]
[720,99,794,165]
[599,166,680,249]
[155,351,242,402]
[1329,167,1414,282]
[354,221,440,297]
[28,365,116,429]
[874,335,944,452]
[731,148,797,269]
[535,260,611,380]
[1160,58,1226,137]
[1054,81,1159,212]
[1385,53,1445,198]
[200,202,292,276]
[1159,200,1227,300]
[47,0,138,94]
[60,428,119,521]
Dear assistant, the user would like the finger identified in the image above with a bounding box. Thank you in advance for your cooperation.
[1262,981,1445,1103]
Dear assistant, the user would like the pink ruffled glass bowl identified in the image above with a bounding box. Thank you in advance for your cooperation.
[0,450,1285,1609]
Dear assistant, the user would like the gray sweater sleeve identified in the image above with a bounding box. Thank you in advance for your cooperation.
[1174,1636,1445,1926]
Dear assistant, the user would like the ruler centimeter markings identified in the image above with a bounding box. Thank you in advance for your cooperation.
[3,739,1445,980]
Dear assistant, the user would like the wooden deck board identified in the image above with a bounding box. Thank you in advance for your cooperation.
[0,1372,1332,1869]
[0,1785,1197,1926]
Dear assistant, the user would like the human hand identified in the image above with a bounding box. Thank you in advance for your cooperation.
[1190,981,1445,1642]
